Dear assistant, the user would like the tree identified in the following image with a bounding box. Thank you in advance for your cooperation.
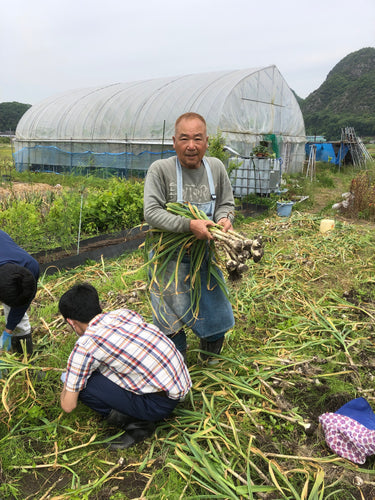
[207,131,230,163]
[0,102,31,133]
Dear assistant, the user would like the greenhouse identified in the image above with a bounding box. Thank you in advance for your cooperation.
[14,66,306,178]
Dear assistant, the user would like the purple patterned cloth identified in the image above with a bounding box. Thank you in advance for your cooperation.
[319,405,375,464]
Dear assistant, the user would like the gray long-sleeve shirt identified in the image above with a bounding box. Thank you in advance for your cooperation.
[144,156,235,232]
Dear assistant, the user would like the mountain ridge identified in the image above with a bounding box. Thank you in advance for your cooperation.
[299,47,375,139]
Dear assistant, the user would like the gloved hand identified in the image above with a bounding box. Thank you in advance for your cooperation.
[60,371,67,384]
[1,331,12,352]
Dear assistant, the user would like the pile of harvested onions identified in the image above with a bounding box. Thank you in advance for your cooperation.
[165,202,264,280]
[147,202,264,282]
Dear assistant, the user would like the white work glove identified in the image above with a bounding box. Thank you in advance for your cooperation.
[60,371,67,384]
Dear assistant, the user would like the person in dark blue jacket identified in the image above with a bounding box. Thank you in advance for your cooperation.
[0,230,39,355]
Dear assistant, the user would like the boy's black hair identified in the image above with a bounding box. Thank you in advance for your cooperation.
[0,263,37,307]
[58,283,102,323]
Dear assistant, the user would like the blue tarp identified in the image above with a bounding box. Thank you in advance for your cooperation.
[305,143,349,165]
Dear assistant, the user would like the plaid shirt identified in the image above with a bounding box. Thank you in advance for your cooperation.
[65,309,191,400]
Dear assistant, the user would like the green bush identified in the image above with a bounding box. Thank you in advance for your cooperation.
[0,200,44,252]
[0,177,145,253]
[44,191,82,248]
[82,179,144,234]
[207,131,230,163]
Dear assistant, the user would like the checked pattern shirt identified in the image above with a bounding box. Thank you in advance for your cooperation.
[65,309,191,400]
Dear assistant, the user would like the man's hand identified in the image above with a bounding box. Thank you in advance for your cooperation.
[190,219,215,240]
[217,217,233,233]
[60,386,79,413]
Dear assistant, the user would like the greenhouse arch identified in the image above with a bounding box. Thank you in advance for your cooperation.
[14,66,306,176]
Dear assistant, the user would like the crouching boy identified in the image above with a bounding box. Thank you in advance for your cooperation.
[0,229,39,355]
[58,283,192,449]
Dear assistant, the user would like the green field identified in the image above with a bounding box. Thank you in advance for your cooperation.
[1,150,375,498]
[0,143,12,162]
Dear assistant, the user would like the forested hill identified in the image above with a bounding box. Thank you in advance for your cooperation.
[0,102,31,133]
[300,47,375,140]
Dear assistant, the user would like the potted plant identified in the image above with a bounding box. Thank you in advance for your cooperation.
[252,144,270,158]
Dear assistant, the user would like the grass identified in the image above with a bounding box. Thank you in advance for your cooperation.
[1,156,375,498]
[0,144,13,165]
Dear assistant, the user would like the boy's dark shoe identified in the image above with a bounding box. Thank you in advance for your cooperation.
[199,337,224,363]
[105,409,135,429]
[107,420,156,450]
[11,333,33,355]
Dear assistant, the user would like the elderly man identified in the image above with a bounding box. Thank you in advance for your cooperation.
[59,283,191,449]
[0,230,39,355]
[143,112,235,362]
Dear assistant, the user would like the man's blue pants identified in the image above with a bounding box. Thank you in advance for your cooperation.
[79,371,178,422]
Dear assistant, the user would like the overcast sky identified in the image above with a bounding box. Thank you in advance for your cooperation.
[1,0,374,105]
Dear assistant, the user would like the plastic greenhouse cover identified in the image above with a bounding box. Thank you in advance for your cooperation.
[16,66,305,144]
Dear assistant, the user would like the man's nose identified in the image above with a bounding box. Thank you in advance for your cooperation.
[187,140,196,149]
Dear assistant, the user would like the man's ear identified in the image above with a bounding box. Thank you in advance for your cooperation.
[66,318,75,329]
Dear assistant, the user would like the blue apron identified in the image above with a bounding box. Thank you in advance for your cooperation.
[176,157,216,218]
[150,158,235,338]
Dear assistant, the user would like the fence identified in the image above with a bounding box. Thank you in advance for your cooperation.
[13,144,176,178]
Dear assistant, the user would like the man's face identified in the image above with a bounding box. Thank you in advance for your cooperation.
[173,117,208,169]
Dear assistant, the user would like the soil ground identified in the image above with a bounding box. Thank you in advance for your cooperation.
[2,177,375,499]
[0,180,63,199]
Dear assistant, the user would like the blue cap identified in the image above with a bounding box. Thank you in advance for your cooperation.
[335,397,375,430]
